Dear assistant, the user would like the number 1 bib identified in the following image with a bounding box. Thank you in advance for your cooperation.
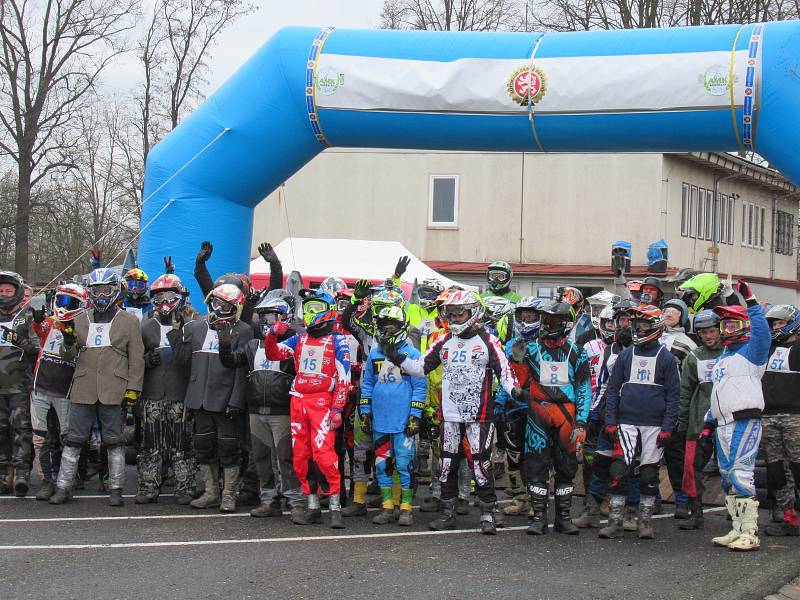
[43,328,64,355]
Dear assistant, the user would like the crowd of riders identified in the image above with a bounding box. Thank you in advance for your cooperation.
[1,243,798,552]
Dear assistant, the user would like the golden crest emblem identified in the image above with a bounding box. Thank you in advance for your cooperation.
[507,65,548,106]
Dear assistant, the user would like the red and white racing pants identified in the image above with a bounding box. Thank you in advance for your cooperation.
[290,393,340,496]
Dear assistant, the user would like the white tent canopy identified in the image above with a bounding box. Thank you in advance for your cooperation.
[249,237,476,291]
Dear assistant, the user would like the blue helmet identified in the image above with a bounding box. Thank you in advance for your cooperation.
[514,296,544,338]
[766,304,800,342]
[301,289,337,329]
[87,268,122,311]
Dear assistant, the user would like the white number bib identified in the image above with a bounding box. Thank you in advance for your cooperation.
[378,358,402,384]
[254,346,281,372]
[200,328,220,354]
[628,348,662,386]
[0,318,15,348]
[298,344,324,375]
[659,333,676,352]
[540,359,570,387]
[696,358,716,383]
[43,328,64,355]
[159,325,172,349]
[418,318,436,338]
[767,346,792,372]
[87,323,112,348]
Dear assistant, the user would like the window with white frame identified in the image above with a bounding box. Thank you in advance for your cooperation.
[682,183,735,244]
[741,201,766,248]
[681,184,690,236]
[428,175,459,227]
[726,196,735,244]
[705,191,713,240]
[776,210,795,255]
[690,186,698,237]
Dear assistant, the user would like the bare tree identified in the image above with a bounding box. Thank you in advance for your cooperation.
[0,0,138,278]
[381,0,522,31]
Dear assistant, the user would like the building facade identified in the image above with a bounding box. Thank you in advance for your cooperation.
[252,150,799,304]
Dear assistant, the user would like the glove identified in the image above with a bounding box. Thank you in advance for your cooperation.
[245,286,262,305]
[31,307,46,324]
[1,326,20,345]
[353,278,372,301]
[656,430,673,448]
[697,423,715,453]
[124,390,140,409]
[225,405,242,419]
[196,241,213,264]
[737,279,755,302]
[144,351,162,368]
[384,346,407,367]
[393,255,411,279]
[170,310,184,330]
[359,411,373,436]
[604,423,618,437]
[494,404,507,424]
[58,321,77,346]
[258,242,279,263]
[404,415,420,437]
[329,409,343,429]
[270,321,290,337]
[163,256,175,274]
[571,422,587,444]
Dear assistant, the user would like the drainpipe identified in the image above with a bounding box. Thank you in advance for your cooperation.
[770,195,777,279]
[519,152,525,264]
[713,173,739,272]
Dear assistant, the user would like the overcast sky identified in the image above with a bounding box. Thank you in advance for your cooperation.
[105,0,385,95]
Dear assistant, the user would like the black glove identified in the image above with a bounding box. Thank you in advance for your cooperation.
[384,345,407,367]
[393,255,411,279]
[1,326,20,345]
[359,411,373,436]
[144,351,162,368]
[258,242,279,263]
[225,405,242,419]
[164,256,175,274]
[216,324,237,348]
[245,287,263,305]
[196,241,213,264]
[353,278,372,301]
[60,322,76,347]
[31,307,46,324]
[404,415,420,438]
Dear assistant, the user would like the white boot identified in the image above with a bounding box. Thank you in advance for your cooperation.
[728,498,760,552]
[712,495,741,547]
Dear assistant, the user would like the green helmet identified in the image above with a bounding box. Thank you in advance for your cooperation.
[677,273,721,314]
[487,260,513,293]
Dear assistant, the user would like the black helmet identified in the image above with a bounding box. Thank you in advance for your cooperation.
[0,271,25,311]
[640,277,664,306]
[538,300,573,340]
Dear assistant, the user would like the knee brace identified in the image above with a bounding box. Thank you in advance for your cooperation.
[639,463,660,496]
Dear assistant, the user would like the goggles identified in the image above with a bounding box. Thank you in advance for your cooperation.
[418,287,440,301]
[720,318,750,335]
[487,270,508,283]
[304,299,330,316]
[541,314,567,328]
[441,305,468,320]
[259,312,285,326]
[210,297,235,315]
[90,284,118,299]
[632,319,657,334]
[55,295,81,311]
[336,298,349,312]
[678,289,699,308]
[516,309,540,324]
[153,291,180,305]
[126,279,147,293]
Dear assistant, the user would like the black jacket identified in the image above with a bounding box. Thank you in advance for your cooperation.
[140,317,190,404]
[218,323,300,415]
[172,319,253,412]
[761,340,800,415]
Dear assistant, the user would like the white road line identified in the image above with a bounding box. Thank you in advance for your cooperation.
[0,507,726,550]
[0,494,176,500]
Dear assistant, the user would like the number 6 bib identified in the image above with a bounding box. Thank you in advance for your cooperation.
[86,323,112,348]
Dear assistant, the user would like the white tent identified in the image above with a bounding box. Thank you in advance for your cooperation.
[249,237,476,291]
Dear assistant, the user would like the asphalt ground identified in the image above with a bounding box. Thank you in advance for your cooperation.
[0,475,798,600]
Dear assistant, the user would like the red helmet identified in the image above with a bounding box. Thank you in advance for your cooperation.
[205,284,245,327]
[150,274,187,317]
[628,304,664,346]
[52,283,90,322]
[713,305,751,345]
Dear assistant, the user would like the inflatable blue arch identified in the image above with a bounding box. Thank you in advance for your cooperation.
[140,21,800,303]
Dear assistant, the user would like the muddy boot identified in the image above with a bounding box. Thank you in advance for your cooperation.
[13,468,30,497]
[107,445,126,507]
[175,492,194,506]
[679,498,705,530]
[771,503,785,523]
[290,505,307,523]
[429,499,457,531]
[574,494,601,528]
[456,497,471,515]
[494,504,506,528]
[35,480,56,502]
[674,502,690,520]
[623,505,639,531]
[398,509,414,527]
[0,466,12,494]
[294,494,322,525]
[503,493,531,516]
[250,502,283,518]
[765,508,800,536]
[342,481,368,517]
[372,507,395,525]
[504,469,525,498]
[329,494,345,529]
[109,488,124,507]
[134,490,159,504]
[728,498,760,551]
[220,467,240,513]
[526,489,549,536]
[49,445,80,505]
[420,495,442,513]
[712,495,741,547]
[480,503,497,535]
[637,496,655,539]
[190,464,220,509]
[553,490,579,535]
[598,495,626,539]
